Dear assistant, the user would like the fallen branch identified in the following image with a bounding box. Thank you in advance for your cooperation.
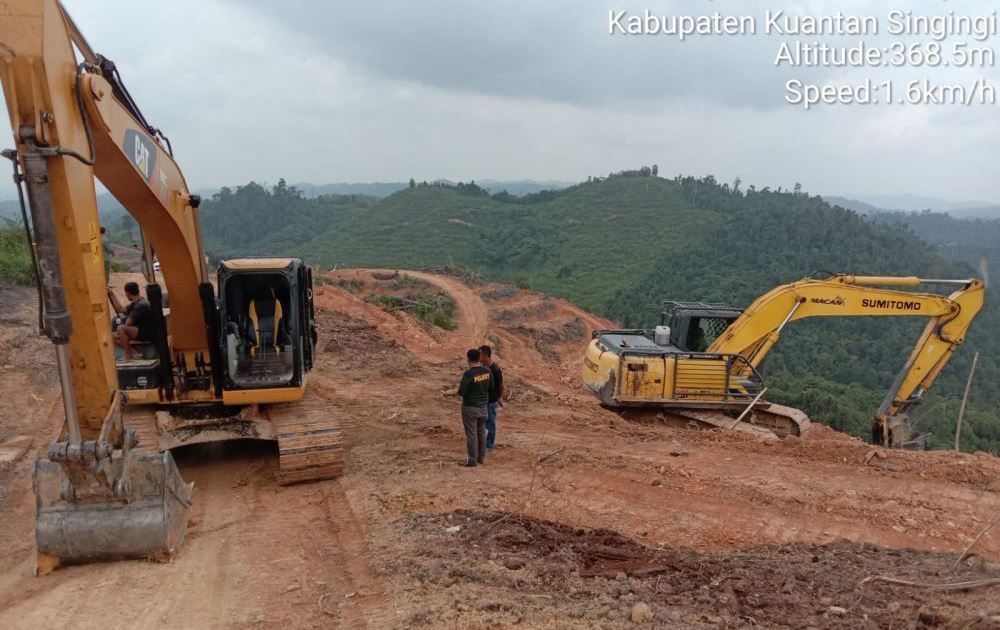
[952,513,1000,570]
[856,575,1000,593]
[536,448,564,465]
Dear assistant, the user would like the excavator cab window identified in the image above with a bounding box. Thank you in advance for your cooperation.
[218,260,309,390]
[662,302,743,353]
[686,319,708,352]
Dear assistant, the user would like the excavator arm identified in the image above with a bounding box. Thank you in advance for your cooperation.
[709,274,985,444]
[3,0,327,572]
[1,0,197,570]
[1,0,215,436]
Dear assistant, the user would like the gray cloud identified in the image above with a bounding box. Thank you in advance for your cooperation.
[0,0,997,202]
[237,0,793,110]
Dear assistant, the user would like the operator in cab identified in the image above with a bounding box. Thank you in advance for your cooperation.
[114,281,156,360]
[688,321,708,352]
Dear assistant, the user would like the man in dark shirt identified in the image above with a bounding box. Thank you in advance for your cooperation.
[457,348,492,467]
[479,344,504,451]
[114,281,155,359]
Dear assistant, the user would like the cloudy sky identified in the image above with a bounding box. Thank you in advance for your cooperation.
[2,0,998,202]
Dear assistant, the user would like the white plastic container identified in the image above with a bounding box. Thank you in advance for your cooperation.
[654,325,671,346]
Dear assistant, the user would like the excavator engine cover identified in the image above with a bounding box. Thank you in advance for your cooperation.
[33,438,191,570]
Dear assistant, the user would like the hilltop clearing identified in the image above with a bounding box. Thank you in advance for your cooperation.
[0,271,998,627]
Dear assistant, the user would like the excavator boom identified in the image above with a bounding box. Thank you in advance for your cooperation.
[1,0,196,571]
[708,274,983,445]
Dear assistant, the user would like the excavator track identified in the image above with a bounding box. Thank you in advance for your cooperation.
[667,402,810,440]
[747,402,811,437]
[123,406,163,454]
[626,402,811,441]
[122,393,344,485]
[266,395,344,485]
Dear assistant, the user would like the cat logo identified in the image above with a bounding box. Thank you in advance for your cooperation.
[123,129,158,185]
[134,136,149,177]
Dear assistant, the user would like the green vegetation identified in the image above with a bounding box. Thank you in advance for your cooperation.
[367,292,457,331]
[2,219,129,284]
[196,171,1000,453]
[0,221,35,285]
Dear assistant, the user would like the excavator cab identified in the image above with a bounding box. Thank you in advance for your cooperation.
[218,258,316,391]
[661,302,743,352]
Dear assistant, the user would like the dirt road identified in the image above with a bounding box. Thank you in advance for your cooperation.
[1,271,999,628]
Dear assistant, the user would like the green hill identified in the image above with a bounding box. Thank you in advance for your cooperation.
[184,174,1000,452]
[205,173,720,311]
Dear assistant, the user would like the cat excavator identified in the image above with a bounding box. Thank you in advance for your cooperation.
[1,0,341,573]
[583,273,984,447]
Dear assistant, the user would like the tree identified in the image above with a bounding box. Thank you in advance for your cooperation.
[408,178,416,189]
[118,214,137,243]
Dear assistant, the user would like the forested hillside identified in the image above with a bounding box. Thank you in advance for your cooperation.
[4,173,994,451]
[869,210,1000,280]
[195,173,1000,452]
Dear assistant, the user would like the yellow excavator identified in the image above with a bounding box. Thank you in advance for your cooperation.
[583,273,984,447]
[1,0,341,572]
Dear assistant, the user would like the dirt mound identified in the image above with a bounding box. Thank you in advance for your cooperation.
[506,318,590,364]
[481,286,519,301]
[419,266,485,287]
[317,309,420,376]
[391,509,1000,628]
[493,299,556,322]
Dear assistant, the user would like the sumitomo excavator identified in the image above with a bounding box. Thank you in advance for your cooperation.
[1,0,341,573]
[583,273,984,447]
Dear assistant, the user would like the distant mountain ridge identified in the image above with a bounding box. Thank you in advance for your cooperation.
[826,194,1000,219]
[0,179,576,219]
[290,179,574,199]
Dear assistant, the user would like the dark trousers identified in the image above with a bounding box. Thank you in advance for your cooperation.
[486,402,498,449]
[461,405,488,463]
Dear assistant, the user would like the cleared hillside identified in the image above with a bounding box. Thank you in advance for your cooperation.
[187,174,1000,452]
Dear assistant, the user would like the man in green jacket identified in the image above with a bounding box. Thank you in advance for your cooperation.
[457,348,493,467]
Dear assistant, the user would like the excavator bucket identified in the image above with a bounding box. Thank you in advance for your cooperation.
[32,439,191,573]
